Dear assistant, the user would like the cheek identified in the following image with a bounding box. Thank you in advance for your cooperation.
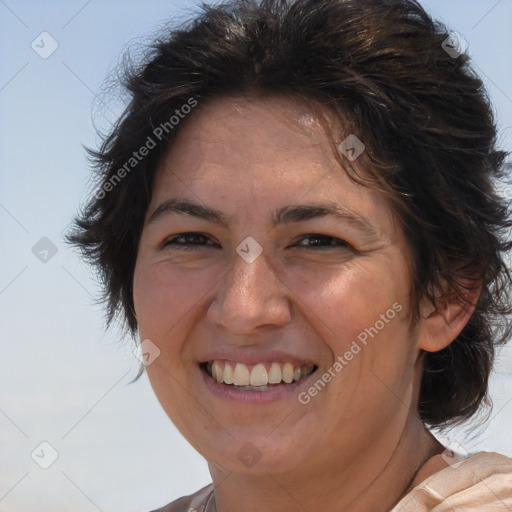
[299,268,414,417]
[133,263,180,340]
[294,262,415,399]
[133,261,217,341]
[294,263,406,347]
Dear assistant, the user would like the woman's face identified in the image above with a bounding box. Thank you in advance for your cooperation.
[133,95,425,475]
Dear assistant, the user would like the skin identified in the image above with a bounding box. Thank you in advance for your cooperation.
[132,95,476,512]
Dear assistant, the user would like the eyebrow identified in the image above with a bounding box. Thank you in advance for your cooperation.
[148,198,380,239]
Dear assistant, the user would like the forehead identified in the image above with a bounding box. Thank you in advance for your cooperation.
[161,95,339,176]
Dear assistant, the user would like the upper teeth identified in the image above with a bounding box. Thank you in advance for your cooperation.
[207,361,314,386]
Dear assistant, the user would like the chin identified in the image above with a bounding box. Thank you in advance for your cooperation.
[198,428,311,475]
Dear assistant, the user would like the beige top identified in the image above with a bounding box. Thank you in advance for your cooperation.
[150,452,512,512]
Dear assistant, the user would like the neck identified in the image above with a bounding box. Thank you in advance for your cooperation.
[208,416,443,512]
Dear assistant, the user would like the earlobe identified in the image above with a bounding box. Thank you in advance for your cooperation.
[417,283,480,353]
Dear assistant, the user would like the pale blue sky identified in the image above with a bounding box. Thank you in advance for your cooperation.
[1,1,511,511]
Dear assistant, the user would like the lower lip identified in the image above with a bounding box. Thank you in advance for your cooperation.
[200,366,317,404]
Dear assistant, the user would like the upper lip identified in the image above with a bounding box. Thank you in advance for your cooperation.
[199,348,317,367]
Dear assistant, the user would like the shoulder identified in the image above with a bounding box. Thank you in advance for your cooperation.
[392,452,512,511]
[149,483,214,512]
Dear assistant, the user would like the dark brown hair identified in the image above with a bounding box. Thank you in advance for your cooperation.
[68,0,512,428]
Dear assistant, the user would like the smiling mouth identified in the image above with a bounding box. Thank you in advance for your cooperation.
[201,361,318,391]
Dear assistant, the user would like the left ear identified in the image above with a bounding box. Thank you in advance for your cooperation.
[417,279,481,353]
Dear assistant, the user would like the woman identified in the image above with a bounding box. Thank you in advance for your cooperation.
[69,0,512,510]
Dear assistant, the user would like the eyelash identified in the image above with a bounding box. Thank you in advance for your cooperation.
[161,232,351,250]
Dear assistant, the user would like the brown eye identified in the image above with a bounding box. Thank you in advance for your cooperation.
[294,234,351,249]
[162,232,216,249]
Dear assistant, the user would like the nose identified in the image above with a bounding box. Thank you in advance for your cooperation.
[206,248,292,336]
